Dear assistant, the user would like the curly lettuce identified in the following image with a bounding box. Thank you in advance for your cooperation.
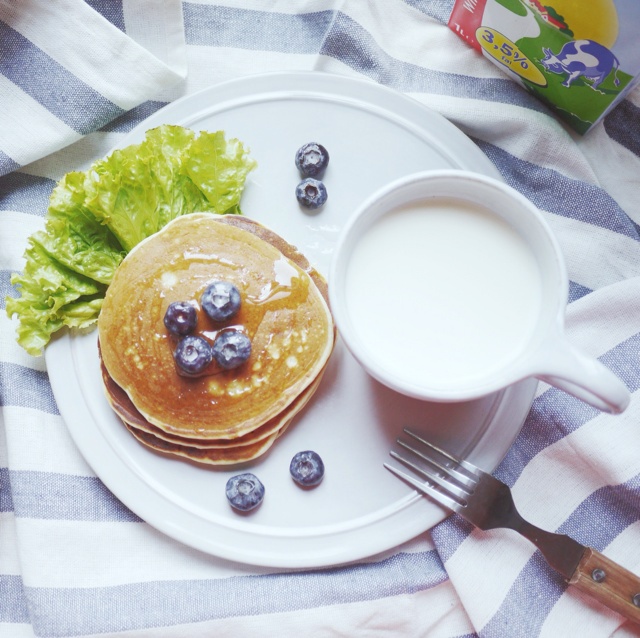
[6,125,257,355]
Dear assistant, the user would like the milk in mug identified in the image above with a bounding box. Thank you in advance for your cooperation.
[343,197,543,388]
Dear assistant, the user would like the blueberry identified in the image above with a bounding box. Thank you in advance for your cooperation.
[212,329,251,370]
[289,450,324,487]
[164,301,197,335]
[226,473,265,511]
[201,281,241,322]
[296,178,327,209]
[295,142,329,177]
[173,335,212,374]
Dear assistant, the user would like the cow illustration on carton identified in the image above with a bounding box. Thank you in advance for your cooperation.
[540,39,621,91]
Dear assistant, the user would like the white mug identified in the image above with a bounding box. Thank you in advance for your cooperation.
[329,170,630,414]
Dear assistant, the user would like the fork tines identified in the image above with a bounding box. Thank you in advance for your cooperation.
[384,428,479,511]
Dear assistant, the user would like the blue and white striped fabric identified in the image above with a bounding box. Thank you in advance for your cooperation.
[2,1,640,636]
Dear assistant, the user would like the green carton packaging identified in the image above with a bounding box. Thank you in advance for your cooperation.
[448,0,640,133]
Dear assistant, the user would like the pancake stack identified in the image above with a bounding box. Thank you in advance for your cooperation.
[98,213,335,465]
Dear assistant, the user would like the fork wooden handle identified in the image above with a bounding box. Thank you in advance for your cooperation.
[569,548,640,624]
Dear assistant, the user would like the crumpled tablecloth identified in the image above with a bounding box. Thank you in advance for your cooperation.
[2,1,640,636]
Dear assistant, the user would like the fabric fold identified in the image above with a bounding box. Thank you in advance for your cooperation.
[0,0,186,177]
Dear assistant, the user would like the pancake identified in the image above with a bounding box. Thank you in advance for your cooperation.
[98,212,335,463]
[126,424,281,465]
[100,353,281,448]
[101,352,326,450]
[123,372,324,465]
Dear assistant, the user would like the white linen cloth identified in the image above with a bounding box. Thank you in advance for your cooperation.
[2,1,640,636]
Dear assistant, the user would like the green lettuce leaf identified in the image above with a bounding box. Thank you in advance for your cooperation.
[39,171,126,284]
[6,125,256,356]
[6,239,106,355]
[185,130,258,216]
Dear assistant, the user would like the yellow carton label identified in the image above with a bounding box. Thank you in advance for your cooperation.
[476,27,547,86]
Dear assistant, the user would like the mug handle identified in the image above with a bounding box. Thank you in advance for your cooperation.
[534,338,630,415]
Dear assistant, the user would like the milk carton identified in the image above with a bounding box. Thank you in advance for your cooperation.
[448,0,640,133]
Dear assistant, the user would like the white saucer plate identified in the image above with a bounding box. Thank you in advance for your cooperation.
[46,72,536,568]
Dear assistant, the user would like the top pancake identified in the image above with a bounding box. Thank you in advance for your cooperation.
[98,213,334,440]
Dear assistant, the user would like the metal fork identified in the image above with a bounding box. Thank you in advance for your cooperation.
[385,428,640,624]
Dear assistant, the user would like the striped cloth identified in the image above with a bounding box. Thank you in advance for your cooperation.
[2,1,640,636]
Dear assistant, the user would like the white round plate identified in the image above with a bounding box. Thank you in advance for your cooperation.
[45,72,537,568]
